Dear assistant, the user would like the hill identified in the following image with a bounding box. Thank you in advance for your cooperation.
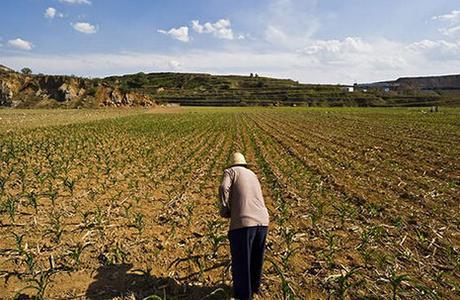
[0,64,16,74]
[396,74,460,90]
[1,65,459,108]
[107,72,388,107]
[356,74,460,106]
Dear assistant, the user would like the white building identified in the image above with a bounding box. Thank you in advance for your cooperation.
[341,86,354,92]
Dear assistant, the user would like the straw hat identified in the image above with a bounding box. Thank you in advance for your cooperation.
[231,152,247,166]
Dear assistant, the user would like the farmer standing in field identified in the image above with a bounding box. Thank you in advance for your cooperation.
[219,152,270,300]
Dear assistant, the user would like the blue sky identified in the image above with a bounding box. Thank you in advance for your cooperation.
[1,0,459,83]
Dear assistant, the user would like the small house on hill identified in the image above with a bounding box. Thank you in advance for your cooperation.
[341,86,354,92]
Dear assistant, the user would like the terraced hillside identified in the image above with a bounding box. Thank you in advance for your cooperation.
[108,72,447,107]
[2,65,457,108]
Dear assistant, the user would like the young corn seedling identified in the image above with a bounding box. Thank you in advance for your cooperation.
[18,168,27,194]
[280,247,299,271]
[309,198,324,232]
[23,251,36,274]
[170,252,205,281]
[123,203,132,219]
[391,215,404,230]
[280,228,300,269]
[26,191,38,213]
[366,203,381,218]
[133,194,141,205]
[12,232,25,255]
[205,219,227,258]
[267,257,297,299]
[185,201,196,225]
[45,214,63,243]
[80,211,92,228]
[93,205,105,228]
[34,167,48,186]
[0,174,9,197]
[325,231,337,268]
[209,234,227,258]
[133,212,145,234]
[388,270,409,300]
[67,242,92,270]
[414,282,439,300]
[325,266,361,300]
[70,199,80,214]
[63,177,76,196]
[282,200,293,220]
[356,225,382,251]
[109,193,119,208]
[415,230,429,250]
[18,269,55,300]
[275,212,288,227]
[104,157,112,175]
[6,195,17,222]
[46,185,58,207]
[360,248,374,268]
[88,188,98,203]
[333,201,355,228]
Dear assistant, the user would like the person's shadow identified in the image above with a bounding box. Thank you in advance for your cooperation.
[85,263,231,300]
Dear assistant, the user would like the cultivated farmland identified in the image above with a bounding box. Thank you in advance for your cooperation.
[0,107,459,299]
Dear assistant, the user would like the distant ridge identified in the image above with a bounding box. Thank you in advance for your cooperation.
[395,74,460,90]
[359,74,460,90]
[0,64,459,108]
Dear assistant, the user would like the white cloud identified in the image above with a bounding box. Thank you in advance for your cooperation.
[59,0,91,4]
[191,20,204,34]
[302,37,372,56]
[407,39,460,60]
[191,19,234,40]
[72,22,97,34]
[264,0,319,49]
[432,10,460,36]
[157,26,190,42]
[45,7,56,18]
[439,25,460,36]
[432,10,460,23]
[299,37,408,76]
[44,7,64,19]
[2,37,459,84]
[168,60,181,70]
[7,38,33,51]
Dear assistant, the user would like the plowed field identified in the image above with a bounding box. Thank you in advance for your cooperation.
[0,107,459,299]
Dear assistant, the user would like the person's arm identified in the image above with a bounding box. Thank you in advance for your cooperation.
[218,169,233,218]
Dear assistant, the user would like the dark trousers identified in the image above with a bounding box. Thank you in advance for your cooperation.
[228,226,268,300]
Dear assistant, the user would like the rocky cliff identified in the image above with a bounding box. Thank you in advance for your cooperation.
[395,74,460,90]
[0,65,156,108]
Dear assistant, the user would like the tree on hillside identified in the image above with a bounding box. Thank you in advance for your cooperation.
[127,73,149,89]
[21,67,32,75]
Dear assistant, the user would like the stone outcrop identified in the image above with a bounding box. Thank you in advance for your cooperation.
[95,85,155,107]
[0,66,156,108]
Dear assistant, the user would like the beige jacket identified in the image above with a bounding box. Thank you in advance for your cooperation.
[219,166,269,231]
